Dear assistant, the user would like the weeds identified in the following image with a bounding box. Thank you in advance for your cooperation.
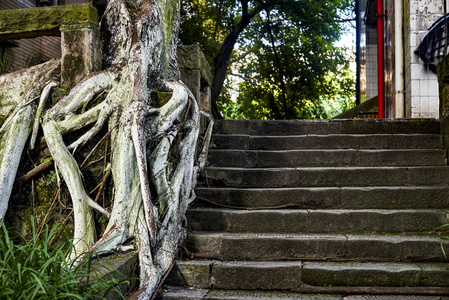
[435,223,449,259]
[0,217,134,299]
[0,55,13,75]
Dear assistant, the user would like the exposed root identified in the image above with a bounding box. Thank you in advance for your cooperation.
[198,111,214,171]
[18,160,53,183]
[0,0,215,296]
[131,103,158,246]
[0,60,60,220]
[30,82,58,150]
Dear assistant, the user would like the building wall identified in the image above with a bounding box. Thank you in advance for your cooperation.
[404,0,444,118]
[358,0,368,103]
[404,0,412,117]
[384,0,395,117]
[359,0,445,118]
[366,29,378,100]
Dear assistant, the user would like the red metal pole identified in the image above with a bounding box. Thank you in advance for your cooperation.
[377,0,385,118]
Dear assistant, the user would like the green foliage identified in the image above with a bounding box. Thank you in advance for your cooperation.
[45,171,58,186]
[0,217,133,299]
[180,0,236,65]
[227,1,355,119]
[181,0,355,119]
[39,158,53,164]
[0,55,14,75]
[436,223,449,259]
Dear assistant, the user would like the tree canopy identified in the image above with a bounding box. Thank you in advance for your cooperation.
[180,0,356,119]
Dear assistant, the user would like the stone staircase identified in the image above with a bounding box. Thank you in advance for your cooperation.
[163,119,449,299]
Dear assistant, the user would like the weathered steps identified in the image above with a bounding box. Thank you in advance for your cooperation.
[167,260,449,289]
[212,134,444,150]
[162,288,343,300]
[186,232,449,261]
[186,208,449,234]
[165,119,449,298]
[214,119,440,135]
[195,186,449,209]
[208,149,447,168]
[162,288,449,299]
[204,167,449,188]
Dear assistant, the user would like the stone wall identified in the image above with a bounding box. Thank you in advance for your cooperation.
[177,44,212,112]
[0,0,95,72]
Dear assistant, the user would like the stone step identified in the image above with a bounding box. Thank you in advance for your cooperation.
[161,288,449,300]
[214,119,440,136]
[207,149,447,168]
[301,261,449,288]
[202,166,449,188]
[186,232,448,261]
[166,260,449,290]
[186,208,449,234]
[161,288,342,300]
[211,134,444,150]
[195,186,449,209]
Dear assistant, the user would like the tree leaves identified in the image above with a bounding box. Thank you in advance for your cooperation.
[181,0,355,119]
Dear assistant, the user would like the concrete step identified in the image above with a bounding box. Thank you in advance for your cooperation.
[207,149,447,168]
[211,134,444,150]
[195,186,449,209]
[202,166,449,188]
[214,119,440,136]
[161,288,342,300]
[186,232,448,261]
[161,288,449,300]
[302,261,449,288]
[166,260,449,290]
[186,208,449,234]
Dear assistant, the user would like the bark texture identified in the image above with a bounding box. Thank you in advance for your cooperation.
[0,0,211,298]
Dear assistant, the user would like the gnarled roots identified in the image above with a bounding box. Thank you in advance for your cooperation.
[0,61,213,298]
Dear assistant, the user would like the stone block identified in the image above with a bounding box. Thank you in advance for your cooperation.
[302,262,422,287]
[166,261,212,288]
[60,22,102,89]
[151,92,173,108]
[210,261,302,290]
[79,251,139,300]
[186,208,449,234]
[180,69,201,101]
[161,288,209,300]
[417,263,449,286]
[0,4,98,40]
[177,45,212,85]
[178,45,212,112]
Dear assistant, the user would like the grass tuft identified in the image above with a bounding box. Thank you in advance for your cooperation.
[0,216,134,299]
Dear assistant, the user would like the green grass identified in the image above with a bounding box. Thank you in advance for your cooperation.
[0,217,134,299]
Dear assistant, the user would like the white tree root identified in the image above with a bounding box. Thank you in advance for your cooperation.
[0,60,60,220]
[0,105,35,220]
[0,0,214,297]
[42,71,118,261]
[30,82,58,150]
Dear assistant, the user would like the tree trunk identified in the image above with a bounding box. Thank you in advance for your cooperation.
[210,5,261,119]
[0,0,212,298]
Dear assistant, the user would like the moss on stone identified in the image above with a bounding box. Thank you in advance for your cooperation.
[0,4,98,40]
[177,45,212,86]
[151,91,173,108]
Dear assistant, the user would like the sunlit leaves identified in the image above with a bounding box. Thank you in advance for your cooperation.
[181,0,355,119]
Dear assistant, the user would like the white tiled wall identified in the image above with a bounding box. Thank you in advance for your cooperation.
[405,0,443,118]
[366,44,378,100]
